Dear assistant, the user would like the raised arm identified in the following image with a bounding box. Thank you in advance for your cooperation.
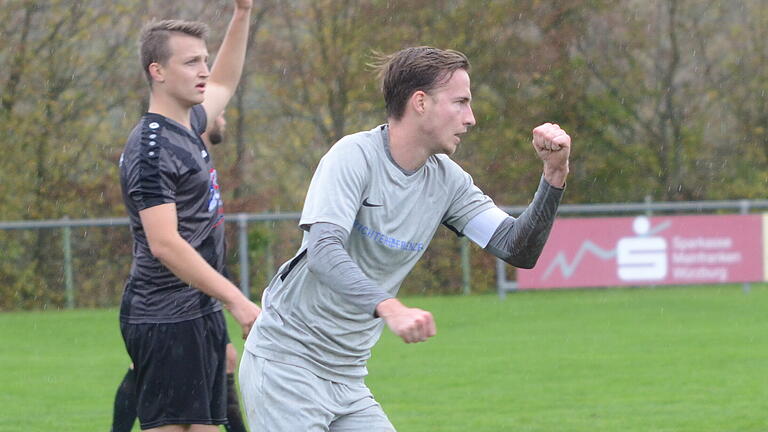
[533,122,570,188]
[481,177,563,268]
[463,123,570,268]
[202,0,253,126]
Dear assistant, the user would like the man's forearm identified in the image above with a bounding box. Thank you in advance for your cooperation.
[485,176,563,268]
[543,162,568,188]
[153,234,246,306]
[306,222,393,317]
[209,6,251,94]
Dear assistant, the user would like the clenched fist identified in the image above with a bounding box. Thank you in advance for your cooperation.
[376,298,437,344]
[532,123,570,187]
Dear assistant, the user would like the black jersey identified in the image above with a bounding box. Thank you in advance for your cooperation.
[119,105,225,324]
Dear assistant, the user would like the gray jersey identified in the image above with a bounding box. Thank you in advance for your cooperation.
[245,125,496,383]
[119,105,225,324]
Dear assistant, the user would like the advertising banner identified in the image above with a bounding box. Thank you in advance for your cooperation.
[517,214,766,289]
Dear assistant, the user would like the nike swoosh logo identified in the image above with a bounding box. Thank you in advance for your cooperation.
[362,198,383,208]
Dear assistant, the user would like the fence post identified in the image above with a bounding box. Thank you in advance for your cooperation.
[496,258,507,299]
[740,200,751,294]
[265,233,275,283]
[644,195,653,217]
[62,216,75,309]
[237,214,250,299]
[461,236,471,295]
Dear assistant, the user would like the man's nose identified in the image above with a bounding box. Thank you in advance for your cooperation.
[465,105,476,127]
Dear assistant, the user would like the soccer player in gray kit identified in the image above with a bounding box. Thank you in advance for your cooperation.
[240,46,572,431]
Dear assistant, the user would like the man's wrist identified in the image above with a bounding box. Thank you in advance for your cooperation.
[220,282,247,308]
[543,164,568,188]
[375,298,402,318]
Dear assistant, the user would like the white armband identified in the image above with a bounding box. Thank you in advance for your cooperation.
[462,207,510,248]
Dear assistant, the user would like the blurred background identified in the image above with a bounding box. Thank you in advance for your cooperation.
[2,0,767,310]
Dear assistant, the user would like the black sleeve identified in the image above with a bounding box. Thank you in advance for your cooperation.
[485,176,563,269]
[125,122,178,210]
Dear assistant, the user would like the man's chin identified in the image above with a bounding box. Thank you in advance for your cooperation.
[186,93,205,106]
[176,98,203,108]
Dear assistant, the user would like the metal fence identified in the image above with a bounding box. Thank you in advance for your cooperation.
[0,213,300,309]
[2,197,768,309]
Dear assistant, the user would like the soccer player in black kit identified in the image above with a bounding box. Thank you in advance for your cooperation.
[111,115,247,432]
[117,1,260,431]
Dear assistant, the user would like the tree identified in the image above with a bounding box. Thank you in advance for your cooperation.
[572,0,743,201]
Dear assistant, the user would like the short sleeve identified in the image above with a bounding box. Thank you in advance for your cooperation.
[441,158,497,234]
[299,139,369,234]
[124,121,179,210]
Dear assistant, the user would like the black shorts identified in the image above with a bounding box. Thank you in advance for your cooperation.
[120,311,228,429]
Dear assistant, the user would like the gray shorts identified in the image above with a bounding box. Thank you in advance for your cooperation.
[239,350,395,432]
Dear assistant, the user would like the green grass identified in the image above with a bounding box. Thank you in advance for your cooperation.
[2,284,768,431]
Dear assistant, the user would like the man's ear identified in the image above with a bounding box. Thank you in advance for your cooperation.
[410,90,427,115]
[148,62,165,84]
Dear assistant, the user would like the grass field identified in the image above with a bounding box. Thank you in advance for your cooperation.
[2,284,768,431]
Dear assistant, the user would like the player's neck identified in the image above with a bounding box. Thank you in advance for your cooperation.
[147,92,193,130]
[388,120,431,171]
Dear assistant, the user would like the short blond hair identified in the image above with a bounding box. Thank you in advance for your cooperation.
[139,20,209,86]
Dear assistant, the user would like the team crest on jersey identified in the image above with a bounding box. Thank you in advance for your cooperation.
[208,168,223,214]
